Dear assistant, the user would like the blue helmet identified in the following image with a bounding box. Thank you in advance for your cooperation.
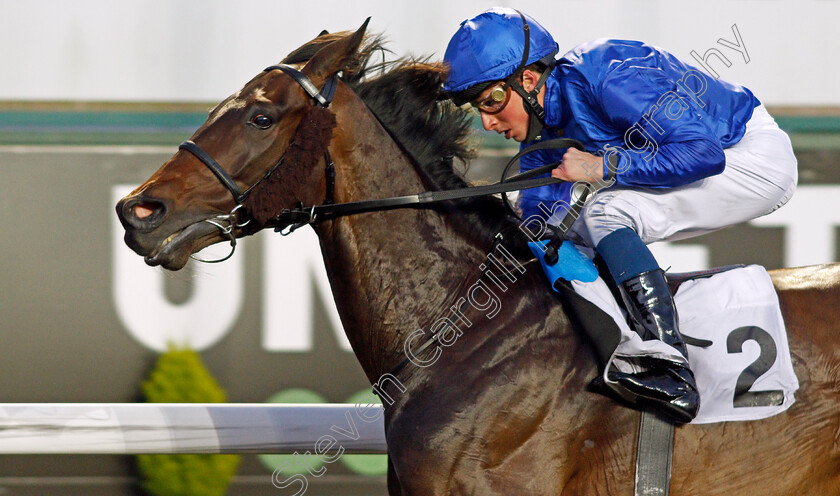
[443,8,559,102]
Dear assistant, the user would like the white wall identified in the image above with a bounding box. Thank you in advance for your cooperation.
[0,0,837,104]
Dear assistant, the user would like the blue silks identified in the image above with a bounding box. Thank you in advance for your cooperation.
[528,240,599,290]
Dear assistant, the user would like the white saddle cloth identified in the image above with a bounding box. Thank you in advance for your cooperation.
[570,264,799,424]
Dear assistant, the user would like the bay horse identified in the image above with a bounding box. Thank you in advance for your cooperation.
[116,21,840,495]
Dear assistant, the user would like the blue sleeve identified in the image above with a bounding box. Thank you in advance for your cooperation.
[599,64,726,188]
[515,144,574,224]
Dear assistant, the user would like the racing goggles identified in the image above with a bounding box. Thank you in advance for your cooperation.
[470,81,511,114]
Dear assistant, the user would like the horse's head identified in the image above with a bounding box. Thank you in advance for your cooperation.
[116,21,369,270]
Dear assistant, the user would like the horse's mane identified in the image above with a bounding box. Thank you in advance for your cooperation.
[282,32,531,254]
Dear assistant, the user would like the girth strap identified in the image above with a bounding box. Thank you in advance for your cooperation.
[635,408,675,496]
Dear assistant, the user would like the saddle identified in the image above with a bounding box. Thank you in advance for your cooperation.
[530,240,798,424]
[666,265,745,293]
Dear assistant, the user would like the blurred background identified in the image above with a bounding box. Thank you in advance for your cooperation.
[1,1,838,494]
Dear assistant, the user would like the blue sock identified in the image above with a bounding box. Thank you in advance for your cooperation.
[596,228,660,284]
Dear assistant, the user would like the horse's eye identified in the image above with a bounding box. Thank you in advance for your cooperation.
[252,114,273,129]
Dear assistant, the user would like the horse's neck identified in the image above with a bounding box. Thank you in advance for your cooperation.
[312,101,491,381]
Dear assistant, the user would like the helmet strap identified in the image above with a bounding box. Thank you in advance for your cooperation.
[507,55,555,142]
[504,10,557,142]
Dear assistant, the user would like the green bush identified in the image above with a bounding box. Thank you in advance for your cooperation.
[137,346,241,496]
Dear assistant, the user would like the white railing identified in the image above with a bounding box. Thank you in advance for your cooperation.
[0,404,386,454]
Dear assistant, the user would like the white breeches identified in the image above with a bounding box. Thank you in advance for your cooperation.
[570,105,798,247]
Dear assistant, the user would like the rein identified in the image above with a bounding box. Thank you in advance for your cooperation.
[179,63,595,263]
[179,60,615,388]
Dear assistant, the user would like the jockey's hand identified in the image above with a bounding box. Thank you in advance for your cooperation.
[551,148,604,183]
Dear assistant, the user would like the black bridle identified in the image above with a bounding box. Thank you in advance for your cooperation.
[178,63,338,262]
[178,62,601,263]
[181,65,339,205]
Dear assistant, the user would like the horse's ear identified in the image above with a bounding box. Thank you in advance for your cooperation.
[302,18,369,82]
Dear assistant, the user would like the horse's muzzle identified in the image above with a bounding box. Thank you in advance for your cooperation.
[117,193,238,270]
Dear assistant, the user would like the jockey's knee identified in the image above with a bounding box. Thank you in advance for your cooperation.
[770,179,796,215]
[760,124,798,215]
[582,198,640,246]
[769,156,798,214]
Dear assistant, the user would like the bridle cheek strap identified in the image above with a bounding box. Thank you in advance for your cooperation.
[178,64,338,207]
[242,104,337,227]
[175,64,339,262]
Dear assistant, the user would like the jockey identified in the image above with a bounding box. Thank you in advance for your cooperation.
[441,7,797,423]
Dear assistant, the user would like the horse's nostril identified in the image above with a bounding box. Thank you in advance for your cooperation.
[133,202,158,220]
[119,197,168,230]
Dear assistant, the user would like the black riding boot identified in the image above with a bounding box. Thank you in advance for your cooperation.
[612,268,700,423]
